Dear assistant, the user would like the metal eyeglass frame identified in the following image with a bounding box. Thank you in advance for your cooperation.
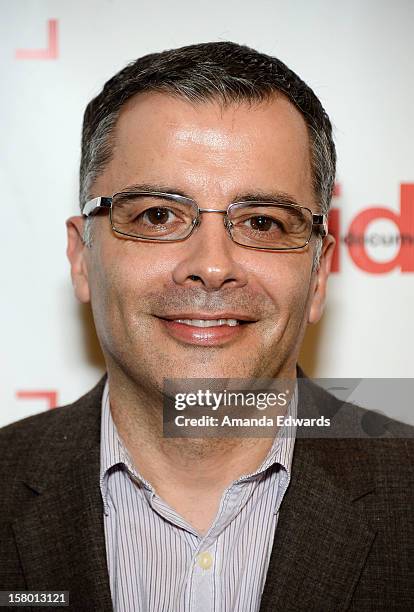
[82,190,328,251]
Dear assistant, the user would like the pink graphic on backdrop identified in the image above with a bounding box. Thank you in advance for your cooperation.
[333,182,341,197]
[15,19,58,60]
[16,390,58,410]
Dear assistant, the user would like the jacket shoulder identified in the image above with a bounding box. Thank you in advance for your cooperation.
[0,377,106,480]
[298,373,414,439]
[297,374,413,482]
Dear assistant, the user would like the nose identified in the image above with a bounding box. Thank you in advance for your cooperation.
[171,212,248,291]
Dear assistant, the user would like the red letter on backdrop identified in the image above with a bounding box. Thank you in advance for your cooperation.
[347,184,414,273]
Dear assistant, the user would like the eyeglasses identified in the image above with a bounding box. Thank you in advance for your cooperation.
[82,191,328,251]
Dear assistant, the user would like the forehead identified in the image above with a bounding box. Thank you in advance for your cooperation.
[97,91,313,204]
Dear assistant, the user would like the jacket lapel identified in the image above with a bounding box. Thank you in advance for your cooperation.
[12,378,113,611]
[260,374,377,611]
[259,442,376,612]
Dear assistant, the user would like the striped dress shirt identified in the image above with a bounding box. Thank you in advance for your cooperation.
[100,382,297,612]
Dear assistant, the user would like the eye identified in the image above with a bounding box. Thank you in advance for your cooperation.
[141,207,176,225]
[244,215,284,232]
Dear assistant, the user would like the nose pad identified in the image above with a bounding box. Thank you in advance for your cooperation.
[223,215,233,239]
[192,216,201,231]
[191,213,233,239]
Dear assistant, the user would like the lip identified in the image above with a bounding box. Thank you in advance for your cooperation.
[156,314,256,346]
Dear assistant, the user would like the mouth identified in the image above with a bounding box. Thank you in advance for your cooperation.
[155,314,257,345]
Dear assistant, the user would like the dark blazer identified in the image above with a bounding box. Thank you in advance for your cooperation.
[0,375,412,611]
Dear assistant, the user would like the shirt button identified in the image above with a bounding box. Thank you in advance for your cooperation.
[197,552,213,569]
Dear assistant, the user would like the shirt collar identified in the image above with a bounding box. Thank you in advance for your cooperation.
[99,378,297,513]
[234,383,297,481]
[99,382,141,514]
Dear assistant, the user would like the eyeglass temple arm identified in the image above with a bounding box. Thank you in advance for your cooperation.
[83,197,112,217]
[312,214,328,237]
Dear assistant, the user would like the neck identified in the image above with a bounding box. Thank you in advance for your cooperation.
[105,364,296,496]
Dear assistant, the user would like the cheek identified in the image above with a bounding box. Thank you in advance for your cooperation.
[88,242,169,324]
[254,254,314,318]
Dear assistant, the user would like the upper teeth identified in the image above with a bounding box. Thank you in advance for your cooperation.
[174,319,239,327]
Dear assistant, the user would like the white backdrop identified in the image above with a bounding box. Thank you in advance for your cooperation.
[1,0,413,427]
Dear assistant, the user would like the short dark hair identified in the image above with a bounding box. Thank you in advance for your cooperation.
[80,41,336,216]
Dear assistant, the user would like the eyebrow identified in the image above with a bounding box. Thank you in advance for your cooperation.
[231,191,302,207]
[117,183,302,207]
[117,183,192,199]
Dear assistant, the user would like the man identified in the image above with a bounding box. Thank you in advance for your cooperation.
[0,42,412,611]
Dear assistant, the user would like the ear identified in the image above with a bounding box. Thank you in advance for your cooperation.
[66,216,91,303]
[308,234,336,324]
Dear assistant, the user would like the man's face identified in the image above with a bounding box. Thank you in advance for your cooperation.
[67,92,334,392]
